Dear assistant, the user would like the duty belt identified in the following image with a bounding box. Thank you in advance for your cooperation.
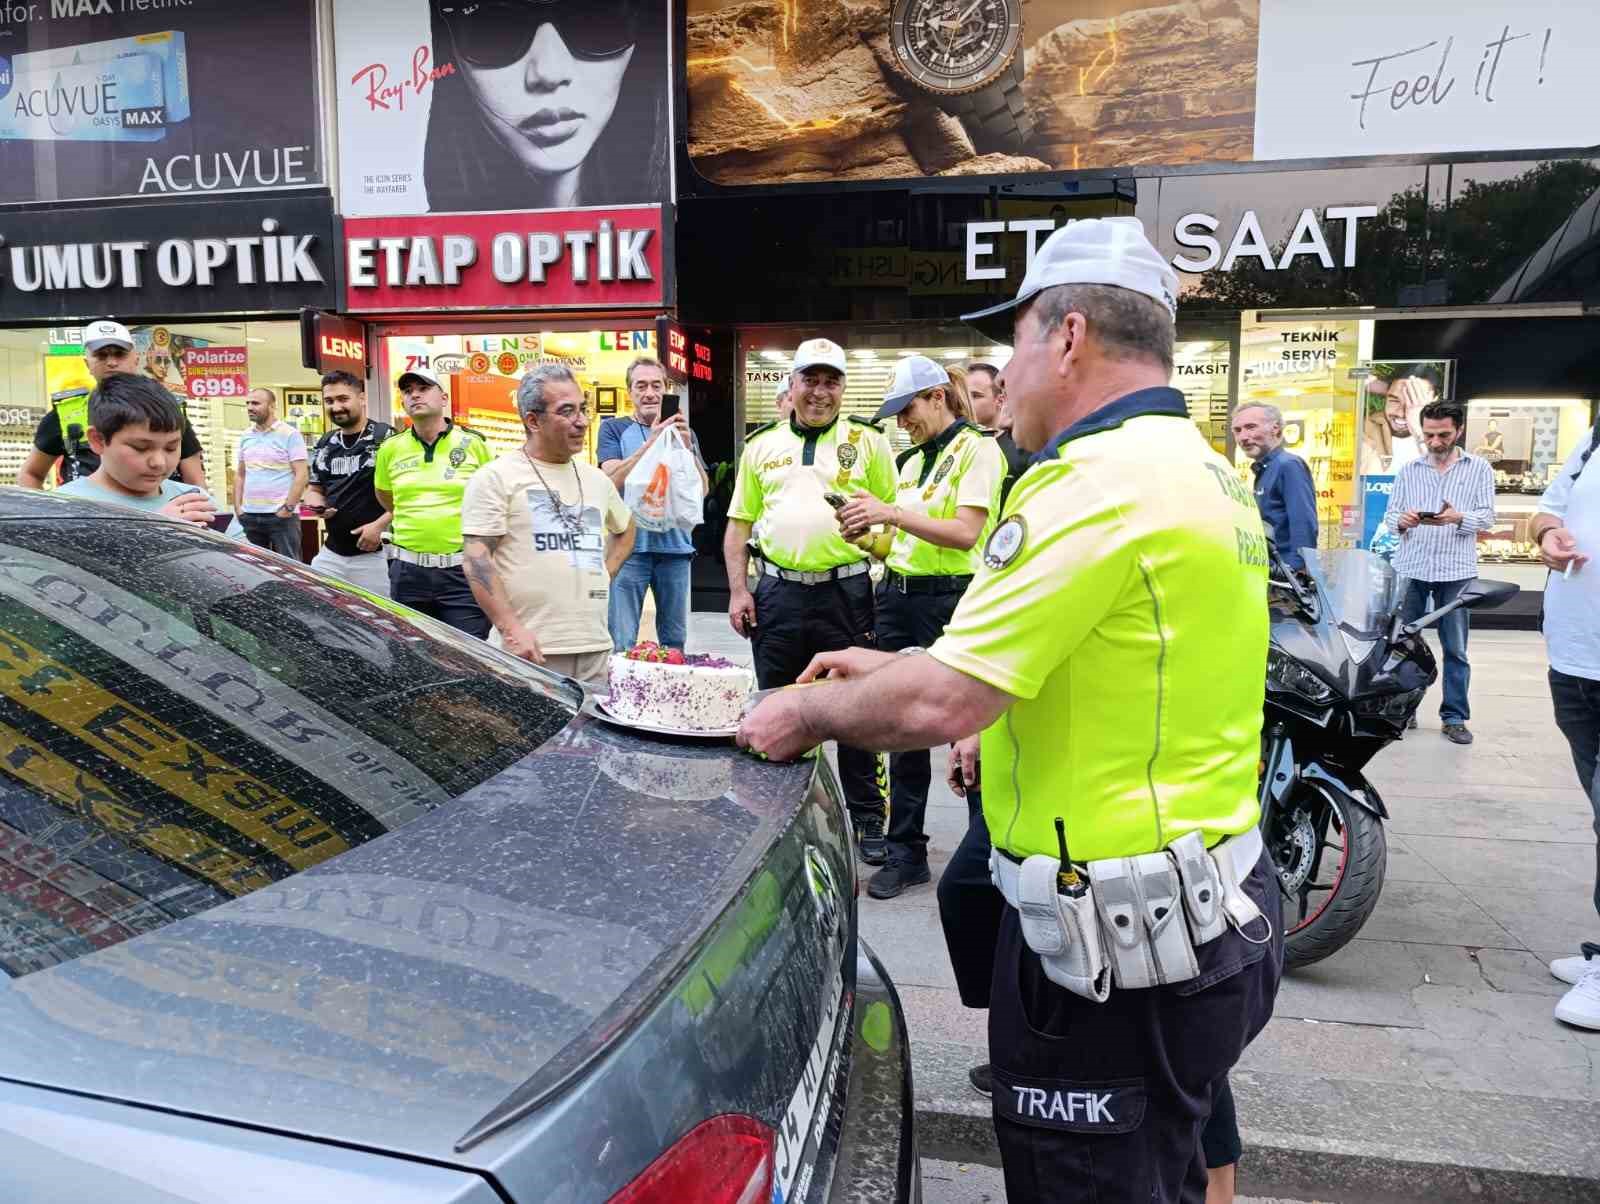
[387,545,465,569]
[990,826,1269,1002]
[883,570,973,595]
[760,559,870,586]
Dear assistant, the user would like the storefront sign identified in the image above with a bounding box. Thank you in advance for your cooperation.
[963,207,1380,284]
[333,0,670,216]
[0,196,340,320]
[0,0,324,205]
[343,207,665,312]
[300,310,369,377]
[1255,0,1600,160]
[180,346,248,402]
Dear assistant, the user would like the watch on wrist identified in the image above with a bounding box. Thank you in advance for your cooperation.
[889,0,1033,155]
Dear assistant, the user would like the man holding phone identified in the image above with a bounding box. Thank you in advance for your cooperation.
[597,356,709,651]
[1383,400,1497,744]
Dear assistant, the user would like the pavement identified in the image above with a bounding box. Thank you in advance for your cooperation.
[686,616,1600,1202]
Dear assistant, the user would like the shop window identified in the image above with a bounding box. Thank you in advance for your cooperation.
[1174,339,1231,455]
[1468,397,1595,567]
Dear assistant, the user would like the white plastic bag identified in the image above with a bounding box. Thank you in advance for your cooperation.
[624,427,704,534]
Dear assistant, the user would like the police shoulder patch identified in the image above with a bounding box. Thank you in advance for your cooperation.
[983,515,1027,570]
[745,420,780,440]
[846,415,883,431]
[457,425,487,442]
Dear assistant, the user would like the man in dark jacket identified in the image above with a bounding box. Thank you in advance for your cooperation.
[1232,403,1318,570]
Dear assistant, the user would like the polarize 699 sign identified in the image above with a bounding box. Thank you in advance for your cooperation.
[183,346,248,400]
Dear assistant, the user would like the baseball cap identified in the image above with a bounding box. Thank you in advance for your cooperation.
[82,319,134,353]
[873,354,950,422]
[960,217,1178,343]
[792,337,847,375]
[396,369,441,392]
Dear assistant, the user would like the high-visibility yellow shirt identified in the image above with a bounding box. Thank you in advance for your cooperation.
[373,422,492,554]
[928,388,1269,863]
[886,420,1007,578]
[728,415,897,573]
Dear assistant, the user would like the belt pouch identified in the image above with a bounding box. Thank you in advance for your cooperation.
[1016,854,1109,1003]
[1130,851,1200,985]
[1170,830,1228,947]
[1090,857,1157,990]
[1211,836,1265,935]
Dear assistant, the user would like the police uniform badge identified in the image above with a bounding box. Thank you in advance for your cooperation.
[983,516,1027,570]
[836,442,859,470]
[933,455,954,485]
[449,444,467,468]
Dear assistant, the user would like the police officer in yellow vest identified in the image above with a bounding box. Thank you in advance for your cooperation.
[835,355,1005,900]
[740,219,1280,1204]
[724,337,897,862]
[17,319,206,490]
[374,369,493,638]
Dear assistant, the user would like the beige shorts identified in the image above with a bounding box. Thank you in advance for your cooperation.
[539,649,610,687]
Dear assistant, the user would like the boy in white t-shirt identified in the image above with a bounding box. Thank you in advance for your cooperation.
[54,373,219,527]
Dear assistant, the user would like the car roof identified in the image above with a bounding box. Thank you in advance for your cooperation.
[0,486,163,522]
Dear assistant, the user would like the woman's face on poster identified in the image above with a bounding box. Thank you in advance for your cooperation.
[455,20,634,179]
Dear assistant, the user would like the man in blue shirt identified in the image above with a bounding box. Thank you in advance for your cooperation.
[597,356,709,650]
[1232,403,1318,570]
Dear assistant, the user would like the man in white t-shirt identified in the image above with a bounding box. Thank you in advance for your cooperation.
[461,364,635,685]
[1530,429,1600,1031]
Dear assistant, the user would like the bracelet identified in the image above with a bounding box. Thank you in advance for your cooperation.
[891,506,902,529]
[1535,524,1560,550]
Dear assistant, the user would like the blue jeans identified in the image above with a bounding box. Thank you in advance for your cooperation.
[607,552,692,650]
[1401,577,1472,724]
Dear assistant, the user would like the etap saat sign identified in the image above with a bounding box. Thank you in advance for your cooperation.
[342,206,666,312]
[0,195,339,319]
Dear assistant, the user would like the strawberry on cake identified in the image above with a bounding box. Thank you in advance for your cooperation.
[604,643,755,732]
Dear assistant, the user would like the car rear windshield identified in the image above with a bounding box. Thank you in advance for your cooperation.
[0,518,578,978]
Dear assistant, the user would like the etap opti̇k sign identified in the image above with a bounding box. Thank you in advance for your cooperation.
[342,206,665,313]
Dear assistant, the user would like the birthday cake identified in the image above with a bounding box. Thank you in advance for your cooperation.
[605,643,754,732]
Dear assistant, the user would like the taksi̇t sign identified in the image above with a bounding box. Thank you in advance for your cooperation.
[343,207,665,312]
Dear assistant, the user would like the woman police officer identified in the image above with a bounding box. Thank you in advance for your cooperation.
[836,356,1007,899]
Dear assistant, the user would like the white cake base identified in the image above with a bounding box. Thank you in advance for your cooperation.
[605,654,754,732]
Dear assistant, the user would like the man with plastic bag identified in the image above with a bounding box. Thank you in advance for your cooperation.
[598,356,709,650]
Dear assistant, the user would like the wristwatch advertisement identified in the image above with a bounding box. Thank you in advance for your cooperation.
[888,0,1034,154]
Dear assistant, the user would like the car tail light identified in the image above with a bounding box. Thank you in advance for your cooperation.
[607,1114,774,1204]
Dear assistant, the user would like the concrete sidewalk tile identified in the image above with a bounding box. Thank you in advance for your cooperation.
[1356,878,1522,948]
[1404,1025,1600,1101]
[1237,1016,1430,1086]
[894,985,987,1048]
[1399,834,1596,891]
[1408,982,1600,1051]
[1473,886,1600,957]
[860,905,960,991]
[1273,940,1426,1028]
[1383,831,1448,883]
[1384,792,1594,843]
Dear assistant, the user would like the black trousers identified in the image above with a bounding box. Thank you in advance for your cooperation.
[751,571,886,820]
[388,560,491,640]
[875,581,965,865]
[1548,668,1600,928]
[989,851,1281,1204]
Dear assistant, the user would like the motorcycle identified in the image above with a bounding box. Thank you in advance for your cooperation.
[1260,547,1518,969]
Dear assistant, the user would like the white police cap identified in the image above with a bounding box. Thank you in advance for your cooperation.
[792,337,847,375]
[83,319,134,352]
[960,217,1178,343]
[873,354,950,423]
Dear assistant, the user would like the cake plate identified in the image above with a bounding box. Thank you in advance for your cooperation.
[582,695,742,740]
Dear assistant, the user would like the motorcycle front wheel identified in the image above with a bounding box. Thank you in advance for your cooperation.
[1267,780,1387,970]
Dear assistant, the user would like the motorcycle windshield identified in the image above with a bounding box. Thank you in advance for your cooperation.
[1300,548,1404,640]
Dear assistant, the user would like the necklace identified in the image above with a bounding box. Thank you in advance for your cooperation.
[523,448,586,537]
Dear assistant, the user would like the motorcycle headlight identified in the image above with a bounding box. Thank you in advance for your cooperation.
[1267,649,1335,704]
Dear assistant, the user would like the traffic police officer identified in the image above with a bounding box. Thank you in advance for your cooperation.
[739,219,1280,1204]
[723,337,897,862]
[836,355,1005,899]
[374,369,493,638]
[17,319,206,490]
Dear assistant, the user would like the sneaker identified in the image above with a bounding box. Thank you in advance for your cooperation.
[852,815,887,867]
[867,859,931,900]
[968,1064,993,1097]
[1551,943,1599,985]
[1442,723,1474,745]
[1554,966,1600,1030]
[1406,714,1419,730]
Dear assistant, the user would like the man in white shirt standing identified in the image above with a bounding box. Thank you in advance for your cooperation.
[1530,428,1600,1032]
[1382,400,1496,745]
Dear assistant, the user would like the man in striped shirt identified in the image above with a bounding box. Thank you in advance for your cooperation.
[1382,401,1496,744]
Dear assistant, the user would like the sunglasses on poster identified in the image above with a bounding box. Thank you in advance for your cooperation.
[438,1,640,68]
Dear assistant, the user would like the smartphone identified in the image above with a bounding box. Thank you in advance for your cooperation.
[207,512,233,533]
[1415,510,1440,521]
[823,492,847,510]
[661,393,681,420]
